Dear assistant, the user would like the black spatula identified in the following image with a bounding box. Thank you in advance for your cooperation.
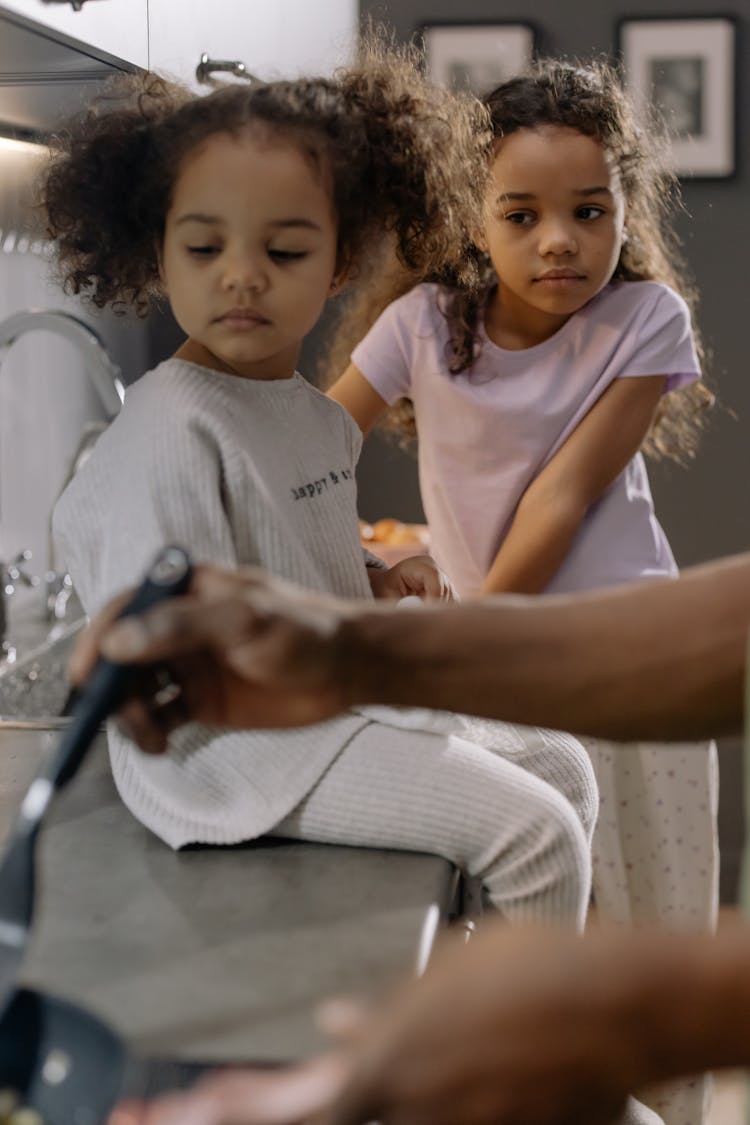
[0,545,192,1021]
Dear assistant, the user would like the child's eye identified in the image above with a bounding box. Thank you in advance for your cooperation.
[504,211,535,226]
[576,205,606,221]
[269,249,308,262]
[187,245,220,257]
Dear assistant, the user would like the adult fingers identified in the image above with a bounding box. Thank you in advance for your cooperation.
[115,697,178,755]
[67,588,134,684]
[98,594,269,666]
[314,996,373,1043]
[107,1099,148,1124]
[130,1058,348,1125]
[67,564,266,681]
[194,1059,348,1124]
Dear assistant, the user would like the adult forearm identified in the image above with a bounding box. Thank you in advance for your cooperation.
[614,924,750,1084]
[321,921,750,1125]
[344,553,750,740]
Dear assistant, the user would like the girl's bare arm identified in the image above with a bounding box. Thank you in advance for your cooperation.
[481,375,666,595]
[327,364,389,434]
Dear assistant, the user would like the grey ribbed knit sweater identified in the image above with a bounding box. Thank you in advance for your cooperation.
[53,359,375,848]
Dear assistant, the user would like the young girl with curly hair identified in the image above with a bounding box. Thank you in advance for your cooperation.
[44,50,598,935]
[327,57,717,1125]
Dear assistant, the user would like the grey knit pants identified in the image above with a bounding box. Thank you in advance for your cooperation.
[274,719,597,930]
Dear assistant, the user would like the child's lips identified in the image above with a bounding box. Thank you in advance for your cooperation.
[534,269,586,286]
[216,308,271,326]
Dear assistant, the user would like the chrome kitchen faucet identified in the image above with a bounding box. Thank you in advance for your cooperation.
[0,309,124,651]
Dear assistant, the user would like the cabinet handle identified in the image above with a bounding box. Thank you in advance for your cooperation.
[196,53,260,86]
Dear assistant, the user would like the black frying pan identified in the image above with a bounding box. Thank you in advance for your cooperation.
[0,985,281,1124]
[0,987,127,1123]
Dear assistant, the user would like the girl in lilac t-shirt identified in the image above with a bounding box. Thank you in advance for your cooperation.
[329,59,716,1125]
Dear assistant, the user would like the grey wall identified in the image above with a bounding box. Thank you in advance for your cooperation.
[357,0,750,900]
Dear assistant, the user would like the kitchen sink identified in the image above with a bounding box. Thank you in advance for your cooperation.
[0,618,85,728]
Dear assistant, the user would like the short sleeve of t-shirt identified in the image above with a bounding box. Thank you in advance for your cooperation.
[615,285,700,394]
[352,282,700,404]
[351,287,427,405]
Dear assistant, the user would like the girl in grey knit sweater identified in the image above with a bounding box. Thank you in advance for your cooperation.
[44,44,596,929]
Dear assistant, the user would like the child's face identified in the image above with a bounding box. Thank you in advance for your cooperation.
[160,130,340,379]
[483,125,626,338]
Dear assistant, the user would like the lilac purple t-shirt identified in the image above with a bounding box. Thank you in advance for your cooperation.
[351,280,701,597]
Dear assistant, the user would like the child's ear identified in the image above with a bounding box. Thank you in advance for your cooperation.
[329,246,354,296]
[329,267,348,296]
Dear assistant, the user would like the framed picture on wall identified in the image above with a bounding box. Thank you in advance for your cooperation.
[420,21,537,97]
[617,16,736,178]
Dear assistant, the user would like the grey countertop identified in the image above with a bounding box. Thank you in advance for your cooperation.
[0,729,458,1065]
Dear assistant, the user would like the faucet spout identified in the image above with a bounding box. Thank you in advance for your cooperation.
[0,308,125,650]
[0,308,125,418]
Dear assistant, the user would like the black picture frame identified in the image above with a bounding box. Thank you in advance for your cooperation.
[418,20,538,98]
[616,15,737,179]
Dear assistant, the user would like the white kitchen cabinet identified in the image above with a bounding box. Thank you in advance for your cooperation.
[148,0,357,90]
[0,0,148,68]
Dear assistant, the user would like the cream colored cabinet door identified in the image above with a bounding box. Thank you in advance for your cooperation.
[148,0,357,90]
[0,1,147,67]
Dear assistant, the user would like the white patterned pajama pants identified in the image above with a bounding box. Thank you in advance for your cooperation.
[582,737,719,1125]
[274,718,598,930]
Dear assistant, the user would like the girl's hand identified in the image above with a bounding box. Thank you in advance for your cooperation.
[368,556,456,602]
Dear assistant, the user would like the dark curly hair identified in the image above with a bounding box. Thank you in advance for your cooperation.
[322,57,713,464]
[41,35,491,323]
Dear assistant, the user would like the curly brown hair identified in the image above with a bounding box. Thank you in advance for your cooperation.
[322,56,713,464]
[41,35,491,324]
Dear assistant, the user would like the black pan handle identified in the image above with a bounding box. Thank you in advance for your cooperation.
[44,546,193,791]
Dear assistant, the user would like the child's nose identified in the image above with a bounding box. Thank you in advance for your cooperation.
[222,253,267,293]
[538,219,578,257]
